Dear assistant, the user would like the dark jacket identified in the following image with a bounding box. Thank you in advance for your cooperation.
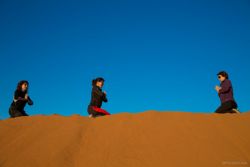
[219,79,235,103]
[10,90,33,111]
[89,86,108,108]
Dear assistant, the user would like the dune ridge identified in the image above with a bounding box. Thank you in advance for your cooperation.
[0,111,250,167]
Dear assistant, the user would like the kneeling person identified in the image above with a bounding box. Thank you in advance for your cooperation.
[88,77,110,118]
[215,71,240,114]
[9,80,34,118]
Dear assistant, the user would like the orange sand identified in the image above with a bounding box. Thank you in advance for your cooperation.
[0,111,249,167]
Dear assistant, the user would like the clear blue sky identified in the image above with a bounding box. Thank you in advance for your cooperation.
[0,0,249,119]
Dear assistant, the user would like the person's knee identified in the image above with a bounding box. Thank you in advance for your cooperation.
[215,107,224,113]
[10,109,27,118]
[88,109,95,116]
[11,113,22,118]
[9,108,17,118]
[215,110,224,114]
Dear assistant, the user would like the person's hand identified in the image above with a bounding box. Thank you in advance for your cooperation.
[103,91,107,95]
[215,86,221,92]
[25,94,29,100]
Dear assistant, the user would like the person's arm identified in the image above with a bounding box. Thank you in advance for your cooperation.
[27,96,34,105]
[215,85,221,93]
[219,80,231,94]
[14,91,27,102]
[93,87,108,102]
[102,92,108,103]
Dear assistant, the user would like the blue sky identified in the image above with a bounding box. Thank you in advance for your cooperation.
[0,0,249,119]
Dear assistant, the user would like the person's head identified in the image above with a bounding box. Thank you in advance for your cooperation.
[217,71,229,82]
[17,80,29,93]
[92,77,105,88]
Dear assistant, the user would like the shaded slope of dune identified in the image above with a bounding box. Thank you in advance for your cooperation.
[0,111,249,167]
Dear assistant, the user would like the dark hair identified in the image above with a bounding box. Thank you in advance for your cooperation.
[17,80,29,93]
[217,71,229,79]
[92,77,105,86]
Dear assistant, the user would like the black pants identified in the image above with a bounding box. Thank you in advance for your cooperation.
[215,101,238,114]
[9,107,29,118]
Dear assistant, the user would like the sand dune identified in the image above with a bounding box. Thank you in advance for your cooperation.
[0,111,249,167]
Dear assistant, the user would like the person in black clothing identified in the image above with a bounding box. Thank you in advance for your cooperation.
[88,77,110,118]
[9,80,34,118]
[214,71,240,114]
